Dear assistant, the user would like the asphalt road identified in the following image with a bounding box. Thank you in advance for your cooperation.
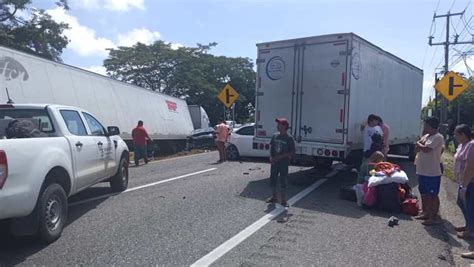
[0,152,457,266]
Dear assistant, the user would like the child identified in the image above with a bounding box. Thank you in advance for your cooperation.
[358,151,385,184]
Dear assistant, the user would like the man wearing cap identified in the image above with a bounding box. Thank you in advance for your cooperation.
[266,117,296,207]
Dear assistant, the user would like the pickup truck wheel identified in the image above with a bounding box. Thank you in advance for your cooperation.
[38,183,67,243]
[226,145,240,161]
[110,157,129,192]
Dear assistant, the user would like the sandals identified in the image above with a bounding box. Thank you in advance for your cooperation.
[455,226,467,232]
[457,231,474,239]
[461,252,474,259]
[265,196,277,203]
[414,214,429,220]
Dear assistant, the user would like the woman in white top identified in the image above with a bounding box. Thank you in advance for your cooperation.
[363,114,384,157]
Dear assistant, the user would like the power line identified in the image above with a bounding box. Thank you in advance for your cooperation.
[450,0,458,11]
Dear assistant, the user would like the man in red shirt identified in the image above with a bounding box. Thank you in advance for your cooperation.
[132,120,151,166]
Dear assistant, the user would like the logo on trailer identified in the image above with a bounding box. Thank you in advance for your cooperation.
[166,100,178,112]
[266,56,285,80]
[0,57,29,81]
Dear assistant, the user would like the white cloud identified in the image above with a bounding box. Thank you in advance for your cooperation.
[71,0,144,11]
[170,43,184,50]
[104,0,145,11]
[83,65,107,76]
[73,0,101,10]
[117,28,161,46]
[47,8,115,57]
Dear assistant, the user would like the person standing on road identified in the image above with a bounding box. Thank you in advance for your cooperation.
[132,120,151,167]
[376,115,390,157]
[215,118,229,163]
[266,118,296,208]
[414,117,444,225]
[451,125,474,242]
[363,114,384,158]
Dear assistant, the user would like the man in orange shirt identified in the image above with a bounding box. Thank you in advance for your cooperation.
[214,118,229,163]
[132,120,151,167]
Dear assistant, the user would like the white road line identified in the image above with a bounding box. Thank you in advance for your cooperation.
[191,178,328,267]
[69,168,217,206]
[144,151,215,165]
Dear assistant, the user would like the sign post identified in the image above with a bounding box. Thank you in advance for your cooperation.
[435,71,470,102]
[218,84,239,109]
[218,84,239,124]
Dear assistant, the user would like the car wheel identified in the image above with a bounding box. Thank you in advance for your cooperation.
[37,183,68,243]
[226,145,240,161]
[110,156,129,192]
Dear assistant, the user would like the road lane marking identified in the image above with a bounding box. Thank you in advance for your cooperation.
[69,168,217,206]
[131,151,215,166]
[191,178,328,267]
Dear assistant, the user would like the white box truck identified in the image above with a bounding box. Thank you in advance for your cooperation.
[253,33,423,166]
[0,45,194,154]
[188,104,210,129]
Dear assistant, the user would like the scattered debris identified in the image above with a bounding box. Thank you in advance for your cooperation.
[182,196,186,199]
[243,172,249,175]
[388,216,399,227]
[437,255,447,261]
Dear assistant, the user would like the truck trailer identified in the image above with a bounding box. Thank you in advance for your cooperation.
[253,33,423,166]
[0,45,195,154]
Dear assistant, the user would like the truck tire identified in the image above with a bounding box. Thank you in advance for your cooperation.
[226,145,240,161]
[37,183,68,243]
[315,157,333,170]
[110,156,129,192]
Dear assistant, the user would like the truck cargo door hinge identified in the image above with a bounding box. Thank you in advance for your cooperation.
[337,90,349,95]
[335,129,348,134]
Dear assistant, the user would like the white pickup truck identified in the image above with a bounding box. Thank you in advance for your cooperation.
[0,104,129,243]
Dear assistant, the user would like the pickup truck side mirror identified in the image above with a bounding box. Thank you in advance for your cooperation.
[107,126,120,136]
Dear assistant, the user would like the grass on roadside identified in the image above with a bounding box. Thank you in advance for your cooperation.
[442,152,455,182]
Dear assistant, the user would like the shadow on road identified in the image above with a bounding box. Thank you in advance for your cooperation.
[239,158,421,221]
[0,186,113,266]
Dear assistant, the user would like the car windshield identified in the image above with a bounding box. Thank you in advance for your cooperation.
[0,108,54,138]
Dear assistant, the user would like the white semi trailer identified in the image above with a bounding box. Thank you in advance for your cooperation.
[0,45,195,154]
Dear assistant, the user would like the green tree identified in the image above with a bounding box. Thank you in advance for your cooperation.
[0,0,69,61]
[104,42,256,124]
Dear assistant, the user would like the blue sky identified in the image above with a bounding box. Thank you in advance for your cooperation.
[33,0,473,106]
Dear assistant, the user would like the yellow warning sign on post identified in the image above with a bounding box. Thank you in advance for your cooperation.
[218,84,239,109]
[435,71,470,102]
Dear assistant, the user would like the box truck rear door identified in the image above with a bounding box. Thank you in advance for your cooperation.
[256,46,298,138]
[297,40,348,144]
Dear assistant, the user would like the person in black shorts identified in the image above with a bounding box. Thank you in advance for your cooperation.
[266,117,296,207]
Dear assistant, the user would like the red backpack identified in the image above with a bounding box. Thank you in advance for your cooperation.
[402,198,419,216]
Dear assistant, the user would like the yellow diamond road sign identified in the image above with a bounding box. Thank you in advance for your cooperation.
[218,84,239,108]
[435,71,470,102]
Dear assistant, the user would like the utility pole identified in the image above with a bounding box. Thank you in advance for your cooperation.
[429,10,474,123]
[434,72,439,118]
